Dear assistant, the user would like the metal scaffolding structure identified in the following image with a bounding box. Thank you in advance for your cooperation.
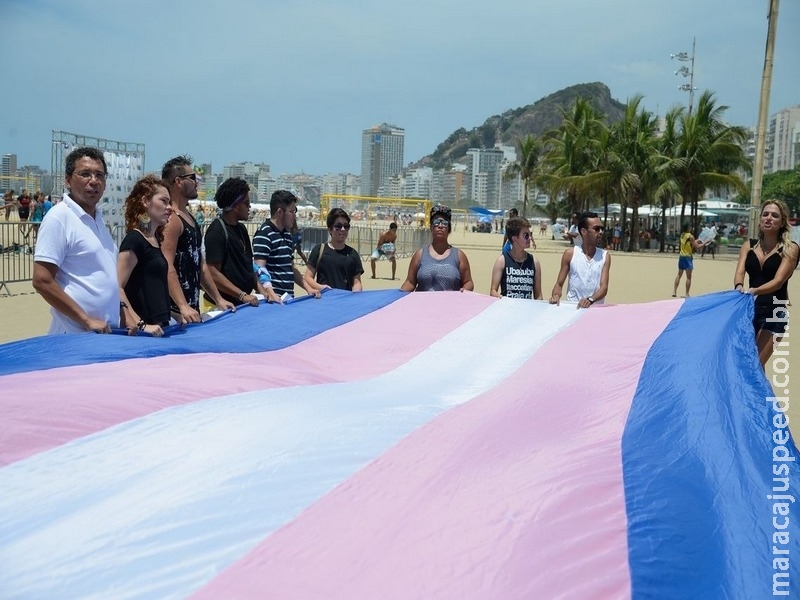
[50,131,145,196]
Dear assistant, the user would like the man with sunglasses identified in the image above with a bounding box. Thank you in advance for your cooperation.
[161,155,233,321]
[253,190,314,299]
[33,146,119,334]
[549,211,611,309]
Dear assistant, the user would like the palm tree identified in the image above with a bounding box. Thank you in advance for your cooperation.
[577,122,623,239]
[545,98,605,214]
[611,95,660,252]
[505,134,546,218]
[666,91,750,232]
[654,106,684,252]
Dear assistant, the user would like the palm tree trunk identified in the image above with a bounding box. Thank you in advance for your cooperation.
[621,198,629,252]
[659,196,670,252]
[523,180,529,218]
[629,190,640,252]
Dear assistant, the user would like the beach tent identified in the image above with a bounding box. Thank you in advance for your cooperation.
[0,290,796,598]
[662,205,718,217]
[588,203,633,216]
[296,203,317,218]
[468,207,504,216]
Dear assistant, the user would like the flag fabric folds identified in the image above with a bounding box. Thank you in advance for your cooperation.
[0,289,797,599]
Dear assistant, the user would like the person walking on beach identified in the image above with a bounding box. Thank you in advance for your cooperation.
[549,211,611,308]
[3,189,16,221]
[565,213,582,248]
[490,216,542,299]
[733,199,797,367]
[32,147,119,334]
[672,222,705,298]
[370,222,398,280]
[160,155,233,322]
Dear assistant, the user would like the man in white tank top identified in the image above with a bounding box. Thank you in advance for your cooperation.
[549,211,612,309]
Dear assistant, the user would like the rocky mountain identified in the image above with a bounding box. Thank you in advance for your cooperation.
[416,82,627,170]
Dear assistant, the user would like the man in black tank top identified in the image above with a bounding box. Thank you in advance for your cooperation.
[161,155,234,322]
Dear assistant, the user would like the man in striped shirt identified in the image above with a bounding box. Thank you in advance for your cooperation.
[253,190,314,298]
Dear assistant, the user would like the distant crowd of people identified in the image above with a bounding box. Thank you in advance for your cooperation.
[1,189,54,245]
[30,147,795,370]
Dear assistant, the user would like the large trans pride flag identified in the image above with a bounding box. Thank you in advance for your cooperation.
[0,290,797,599]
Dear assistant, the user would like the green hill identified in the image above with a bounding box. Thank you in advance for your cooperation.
[417,82,626,169]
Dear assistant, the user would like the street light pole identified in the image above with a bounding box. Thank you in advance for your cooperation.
[750,0,780,237]
[672,38,698,226]
[672,37,697,115]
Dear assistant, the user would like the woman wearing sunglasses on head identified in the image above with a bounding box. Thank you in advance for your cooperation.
[491,216,542,299]
[304,208,364,292]
[733,198,797,367]
[401,204,474,292]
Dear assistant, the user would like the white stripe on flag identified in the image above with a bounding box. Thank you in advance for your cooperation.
[0,300,583,599]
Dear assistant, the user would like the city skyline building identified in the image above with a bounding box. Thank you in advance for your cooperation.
[1,154,17,178]
[766,105,800,174]
[466,147,505,209]
[360,123,405,197]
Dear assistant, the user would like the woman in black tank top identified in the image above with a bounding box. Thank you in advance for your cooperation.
[733,199,797,367]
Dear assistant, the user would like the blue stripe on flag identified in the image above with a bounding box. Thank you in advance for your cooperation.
[622,291,800,597]
[0,289,404,376]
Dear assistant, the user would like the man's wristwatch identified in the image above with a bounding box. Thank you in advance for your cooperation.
[587,296,596,304]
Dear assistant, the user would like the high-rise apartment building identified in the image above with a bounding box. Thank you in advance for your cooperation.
[1,153,18,178]
[466,147,505,209]
[361,123,404,197]
[766,105,800,174]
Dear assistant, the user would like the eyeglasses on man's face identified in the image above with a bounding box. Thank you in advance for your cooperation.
[432,218,450,228]
[74,171,107,182]
[333,222,351,230]
[177,173,198,182]
[521,232,531,240]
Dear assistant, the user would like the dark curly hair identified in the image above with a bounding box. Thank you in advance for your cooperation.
[124,174,169,242]
[216,177,250,211]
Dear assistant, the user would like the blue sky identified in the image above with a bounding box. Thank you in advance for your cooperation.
[1,0,797,176]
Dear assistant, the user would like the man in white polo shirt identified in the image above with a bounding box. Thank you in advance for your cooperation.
[33,147,119,334]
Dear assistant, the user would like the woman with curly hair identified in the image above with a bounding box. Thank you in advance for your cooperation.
[117,175,175,336]
[733,199,797,366]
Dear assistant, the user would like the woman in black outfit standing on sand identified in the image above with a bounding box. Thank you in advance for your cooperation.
[118,175,177,337]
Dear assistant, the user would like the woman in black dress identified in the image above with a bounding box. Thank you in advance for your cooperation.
[118,175,175,337]
[733,199,797,366]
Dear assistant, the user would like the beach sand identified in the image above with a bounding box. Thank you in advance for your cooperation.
[2,227,798,432]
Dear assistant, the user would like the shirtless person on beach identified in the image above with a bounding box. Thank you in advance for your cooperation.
[370,222,398,280]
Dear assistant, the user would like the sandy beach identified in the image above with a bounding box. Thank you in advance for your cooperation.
[2,225,798,431]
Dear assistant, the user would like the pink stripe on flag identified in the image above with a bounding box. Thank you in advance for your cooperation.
[1,292,493,466]
[192,300,681,599]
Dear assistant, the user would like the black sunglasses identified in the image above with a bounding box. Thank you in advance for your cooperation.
[177,173,198,181]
